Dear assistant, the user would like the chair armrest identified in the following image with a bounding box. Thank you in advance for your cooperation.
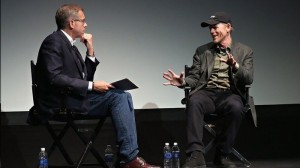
[182,86,191,105]
[184,86,191,91]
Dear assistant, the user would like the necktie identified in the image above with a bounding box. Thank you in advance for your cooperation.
[72,45,86,79]
[72,46,84,65]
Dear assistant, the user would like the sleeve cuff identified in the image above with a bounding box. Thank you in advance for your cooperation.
[88,81,93,91]
[87,55,96,62]
[232,62,239,73]
[182,80,186,86]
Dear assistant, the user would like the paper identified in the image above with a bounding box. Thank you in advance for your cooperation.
[111,78,139,90]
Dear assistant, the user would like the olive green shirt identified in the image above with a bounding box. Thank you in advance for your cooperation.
[206,46,230,89]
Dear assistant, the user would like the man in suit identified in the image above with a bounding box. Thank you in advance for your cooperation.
[163,12,254,168]
[36,4,160,168]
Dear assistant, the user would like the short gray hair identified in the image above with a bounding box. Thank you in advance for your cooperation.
[55,4,84,30]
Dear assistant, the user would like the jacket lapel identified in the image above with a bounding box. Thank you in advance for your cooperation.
[73,46,87,80]
[57,31,86,80]
[206,46,216,80]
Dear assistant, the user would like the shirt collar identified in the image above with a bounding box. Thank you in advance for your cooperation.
[216,43,232,54]
[60,30,76,46]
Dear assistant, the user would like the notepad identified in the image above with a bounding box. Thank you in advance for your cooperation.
[111,78,139,90]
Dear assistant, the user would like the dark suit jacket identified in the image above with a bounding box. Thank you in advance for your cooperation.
[185,41,257,126]
[35,30,99,117]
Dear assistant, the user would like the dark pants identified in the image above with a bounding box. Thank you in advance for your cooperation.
[185,88,244,155]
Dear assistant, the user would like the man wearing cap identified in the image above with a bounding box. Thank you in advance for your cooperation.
[163,12,253,168]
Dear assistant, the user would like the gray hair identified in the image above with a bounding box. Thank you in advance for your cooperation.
[55,4,84,30]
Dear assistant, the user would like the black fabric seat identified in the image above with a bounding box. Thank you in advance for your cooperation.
[182,65,257,167]
[27,60,109,168]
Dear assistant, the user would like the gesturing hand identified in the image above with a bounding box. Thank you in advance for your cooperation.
[220,51,239,69]
[163,69,184,86]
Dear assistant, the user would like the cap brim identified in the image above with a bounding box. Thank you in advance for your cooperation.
[201,19,220,27]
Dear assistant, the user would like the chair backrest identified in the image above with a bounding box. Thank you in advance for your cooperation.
[31,60,39,109]
[184,65,191,77]
[27,60,43,125]
[28,60,97,122]
[180,65,192,105]
[29,60,68,123]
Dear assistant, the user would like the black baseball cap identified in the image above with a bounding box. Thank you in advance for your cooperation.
[201,12,232,27]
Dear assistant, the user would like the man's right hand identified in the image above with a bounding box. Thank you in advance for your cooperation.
[163,69,184,86]
[93,80,114,92]
[81,33,94,56]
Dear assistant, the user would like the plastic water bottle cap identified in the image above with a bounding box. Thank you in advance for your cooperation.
[165,142,169,146]
[174,142,178,145]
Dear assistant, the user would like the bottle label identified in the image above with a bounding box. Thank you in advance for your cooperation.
[44,159,48,166]
[164,152,172,159]
[173,152,180,158]
[105,154,114,162]
[40,159,44,165]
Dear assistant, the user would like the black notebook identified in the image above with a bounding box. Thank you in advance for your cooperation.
[111,78,138,90]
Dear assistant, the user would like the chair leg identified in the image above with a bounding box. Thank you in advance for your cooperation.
[204,122,217,153]
[76,141,93,168]
[84,118,108,168]
[43,118,108,168]
[70,118,108,168]
[204,122,251,167]
[45,122,74,165]
[232,148,251,167]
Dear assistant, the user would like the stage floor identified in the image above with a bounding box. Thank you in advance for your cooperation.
[206,160,300,168]
[47,160,300,168]
[2,105,300,168]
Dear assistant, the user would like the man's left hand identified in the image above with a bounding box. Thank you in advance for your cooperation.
[220,51,239,70]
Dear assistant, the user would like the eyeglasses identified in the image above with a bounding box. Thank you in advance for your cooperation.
[73,19,86,24]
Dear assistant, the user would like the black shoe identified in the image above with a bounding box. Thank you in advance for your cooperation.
[214,153,236,168]
[182,151,206,168]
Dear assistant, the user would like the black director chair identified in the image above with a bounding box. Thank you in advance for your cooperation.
[27,60,109,168]
[181,65,257,167]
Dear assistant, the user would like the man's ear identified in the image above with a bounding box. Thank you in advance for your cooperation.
[69,19,75,29]
[227,23,233,32]
[227,23,232,29]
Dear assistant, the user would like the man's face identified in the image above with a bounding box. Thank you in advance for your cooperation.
[209,23,231,44]
[71,10,87,38]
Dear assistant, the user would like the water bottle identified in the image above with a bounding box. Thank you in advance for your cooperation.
[163,142,172,168]
[172,142,180,168]
[104,145,114,168]
[38,147,48,168]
